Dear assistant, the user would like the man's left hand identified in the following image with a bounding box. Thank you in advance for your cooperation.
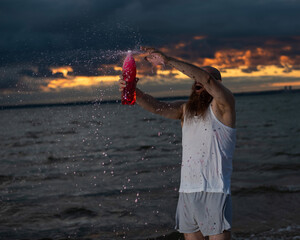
[140,46,169,66]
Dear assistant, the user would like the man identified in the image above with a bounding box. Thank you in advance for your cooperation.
[119,47,236,240]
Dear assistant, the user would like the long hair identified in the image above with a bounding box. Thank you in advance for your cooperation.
[185,67,221,120]
[185,85,213,119]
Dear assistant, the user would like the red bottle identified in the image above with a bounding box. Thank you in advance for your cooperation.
[122,52,137,105]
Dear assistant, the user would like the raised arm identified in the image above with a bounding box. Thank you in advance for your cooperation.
[141,46,235,127]
[167,57,235,110]
[119,78,185,120]
[141,46,234,109]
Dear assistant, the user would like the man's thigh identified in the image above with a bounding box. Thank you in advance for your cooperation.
[184,230,231,240]
[208,230,231,240]
[184,231,205,240]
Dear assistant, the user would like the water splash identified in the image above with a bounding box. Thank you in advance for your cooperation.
[92,47,142,62]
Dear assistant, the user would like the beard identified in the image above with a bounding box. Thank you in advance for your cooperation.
[185,88,213,119]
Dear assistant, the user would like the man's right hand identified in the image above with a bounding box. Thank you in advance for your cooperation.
[119,75,139,92]
[119,75,126,92]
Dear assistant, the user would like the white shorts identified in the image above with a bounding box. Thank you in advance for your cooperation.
[175,192,232,237]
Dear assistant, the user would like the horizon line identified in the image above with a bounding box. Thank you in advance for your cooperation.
[0,88,298,110]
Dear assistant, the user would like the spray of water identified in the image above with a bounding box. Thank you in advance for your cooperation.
[91,47,142,62]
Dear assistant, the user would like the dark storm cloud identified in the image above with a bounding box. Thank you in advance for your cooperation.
[0,0,141,54]
[19,68,64,79]
[0,0,299,93]
[69,64,121,76]
[0,66,20,89]
[0,65,51,91]
[1,0,299,55]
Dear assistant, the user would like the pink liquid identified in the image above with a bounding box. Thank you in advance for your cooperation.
[122,52,137,105]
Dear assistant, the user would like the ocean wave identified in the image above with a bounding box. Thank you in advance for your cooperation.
[10,140,42,147]
[25,131,43,139]
[136,145,156,151]
[0,175,16,185]
[77,186,172,199]
[274,152,300,157]
[149,225,300,240]
[141,118,158,122]
[107,209,133,218]
[54,129,77,135]
[233,225,300,240]
[147,231,183,240]
[260,162,300,171]
[232,185,300,195]
[47,155,73,163]
[54,207,98,219]
[0,173,71,186]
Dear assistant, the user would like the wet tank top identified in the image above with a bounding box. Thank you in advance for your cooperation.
[179,105,236,194]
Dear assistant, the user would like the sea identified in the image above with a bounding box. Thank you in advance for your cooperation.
[0,90,299,240]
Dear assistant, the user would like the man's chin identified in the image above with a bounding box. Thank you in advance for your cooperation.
[195,89,205,95]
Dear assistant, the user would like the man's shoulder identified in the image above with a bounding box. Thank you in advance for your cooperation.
[211,99,236,128]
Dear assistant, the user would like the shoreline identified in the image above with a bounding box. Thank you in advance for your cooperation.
[0,88,299,110]
[148,224,300,240]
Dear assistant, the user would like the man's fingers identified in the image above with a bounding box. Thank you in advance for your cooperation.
[144,56,150,62]
[119,78,126,84]
[140,46,156,53]
[119,75,126,84]
[140,46,151,52]
[119,76,126,92]
[144,55,156,62]
[119,81,126,92]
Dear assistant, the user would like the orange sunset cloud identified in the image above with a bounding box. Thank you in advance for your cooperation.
[40,37,300,93]
[41,66,118,91]
[50,66,73,77]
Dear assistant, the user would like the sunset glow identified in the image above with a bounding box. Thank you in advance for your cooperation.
[50,66,73,77]
[271,81,300,87]
[42,75,119,91]
[33,42,300,93]
[43,63,300,92]
[193,36,207,40]
[199,47,298,71]
[113,66,122,72]
[220,65,300,78]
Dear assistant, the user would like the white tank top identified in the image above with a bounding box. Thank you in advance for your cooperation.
[179,105,236,194]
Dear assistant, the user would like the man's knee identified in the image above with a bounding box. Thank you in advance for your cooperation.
[208,230,231,240]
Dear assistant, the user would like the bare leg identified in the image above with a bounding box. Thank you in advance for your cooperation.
[184,231,206,240]
[208,231,231,240]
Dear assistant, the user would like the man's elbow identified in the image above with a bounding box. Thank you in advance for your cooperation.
[225,93,235,110]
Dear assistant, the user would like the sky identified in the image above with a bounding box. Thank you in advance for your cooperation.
[0,0,299,106]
